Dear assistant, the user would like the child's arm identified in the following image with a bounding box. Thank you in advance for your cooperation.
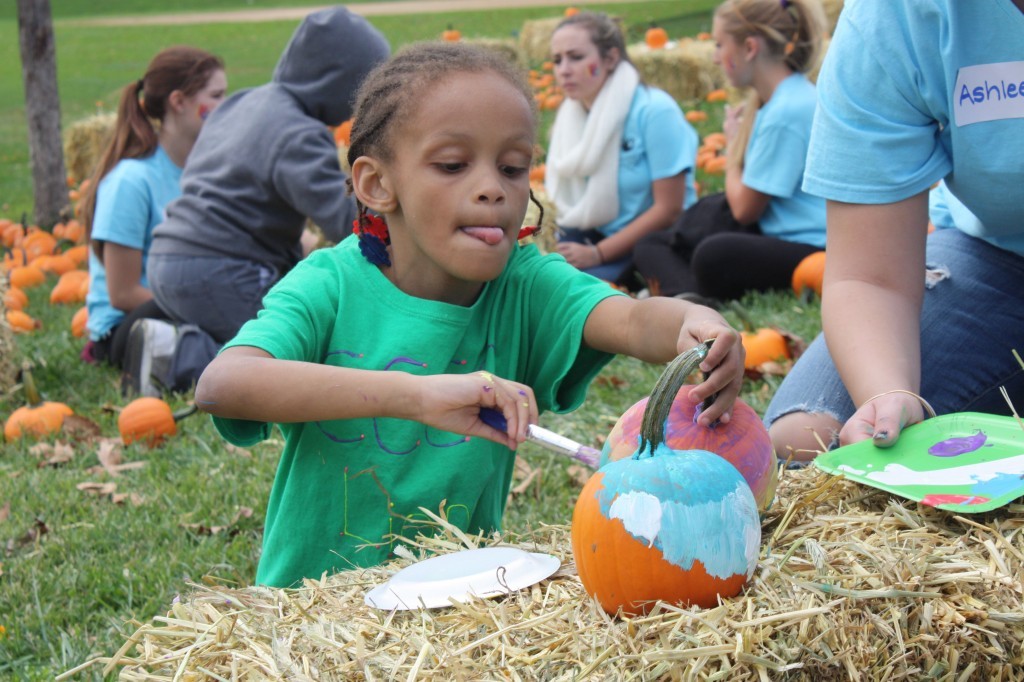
[582,296,745,425]
[195,346,537,449]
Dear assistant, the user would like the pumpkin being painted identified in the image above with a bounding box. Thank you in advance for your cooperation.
[602,390,778,512]
[572,446,761,616]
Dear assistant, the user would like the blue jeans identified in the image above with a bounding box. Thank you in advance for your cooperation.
[149,254,279,344]
[558,227,634,284]
[764,229,1024,447]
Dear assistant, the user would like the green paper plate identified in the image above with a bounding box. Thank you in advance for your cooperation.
[814,412,1024,513]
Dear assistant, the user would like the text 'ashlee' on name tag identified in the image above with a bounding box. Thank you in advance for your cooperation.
[954,60,1024,127]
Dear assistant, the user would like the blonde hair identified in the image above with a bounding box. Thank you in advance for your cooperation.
[716,0,826,168]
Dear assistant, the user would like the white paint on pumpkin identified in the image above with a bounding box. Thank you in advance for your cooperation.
[608,490,663,547]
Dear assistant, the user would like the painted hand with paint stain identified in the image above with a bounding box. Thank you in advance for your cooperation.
[413,371,538,451]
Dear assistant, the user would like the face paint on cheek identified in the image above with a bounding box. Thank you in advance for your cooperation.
[589,63,600,77]
[198,104,210,120]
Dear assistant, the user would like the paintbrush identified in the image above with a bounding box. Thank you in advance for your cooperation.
[479,407,601,469]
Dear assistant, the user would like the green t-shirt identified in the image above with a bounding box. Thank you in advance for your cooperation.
[214,238,623,587]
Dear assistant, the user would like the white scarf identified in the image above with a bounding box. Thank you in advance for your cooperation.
[545,61,639,230]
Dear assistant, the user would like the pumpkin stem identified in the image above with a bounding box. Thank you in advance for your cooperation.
[172,404,199,422]
[638,340,714,456]
[20,360,42,407]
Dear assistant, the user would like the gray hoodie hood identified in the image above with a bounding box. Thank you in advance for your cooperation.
[273,7,390,126]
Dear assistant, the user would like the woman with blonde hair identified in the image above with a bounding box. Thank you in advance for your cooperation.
[634,0,827,302]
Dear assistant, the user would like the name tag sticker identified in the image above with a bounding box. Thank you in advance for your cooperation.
[954,61,1024,127]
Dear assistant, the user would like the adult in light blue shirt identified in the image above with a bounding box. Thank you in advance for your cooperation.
[547,11,698,284]
[766,0,1024,460]
[633,0,828,301]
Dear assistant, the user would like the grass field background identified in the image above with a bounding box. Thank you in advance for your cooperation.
[0,2,822,679]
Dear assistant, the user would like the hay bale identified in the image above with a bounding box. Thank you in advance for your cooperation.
[64,113,116,185]
[632,38,726,103]
[464,37,526,68]
[83,466,1024,680]
[518,16,561,65]
[0,278,19,396]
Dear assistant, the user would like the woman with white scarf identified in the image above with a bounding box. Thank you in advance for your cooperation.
[546,11,699,285]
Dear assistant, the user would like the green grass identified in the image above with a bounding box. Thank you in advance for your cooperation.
[0,3,820,679]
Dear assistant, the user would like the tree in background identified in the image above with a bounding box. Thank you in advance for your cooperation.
[18,0,68,227]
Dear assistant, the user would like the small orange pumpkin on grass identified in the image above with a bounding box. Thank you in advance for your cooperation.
[6,309,40,333]
[118,397,198,447]
[4,362,74,441]
[441,24,461,42]
[792,250,826,300]
[50,269,89,305]
[3,286,28,311]
[71,306,88,338]
[8,265,46,289]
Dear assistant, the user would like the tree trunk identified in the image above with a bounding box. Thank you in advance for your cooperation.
[18,0,68,228]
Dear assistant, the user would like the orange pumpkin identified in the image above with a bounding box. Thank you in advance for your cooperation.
[564,6,580,16]
[6,310,40,333]
[703,132,727,150]
[3,286,28,311]
[71,306,88,338]
[1,221,24,249]
[3,248,28,271]
[703,155,728,175]
[64,244,89,267]
[529,164,546,185]
[685,110,708,123]
[50,269,89,304]
[33,253,76,276]
[741,327,790,369]
[706,88,728,103]
[8,265,46,289]
[21,230,58,261]
[791,250,826,299]
[3,363,74,441]
[573,344,761,616]
[645,26,669,49]
[441,24,461,42]
[118,398,197,447]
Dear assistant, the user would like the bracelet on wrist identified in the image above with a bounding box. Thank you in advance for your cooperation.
[860,389,936,419]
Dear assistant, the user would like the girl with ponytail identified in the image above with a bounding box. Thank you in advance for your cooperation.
[81,46,225,370]
[634,0,827,302]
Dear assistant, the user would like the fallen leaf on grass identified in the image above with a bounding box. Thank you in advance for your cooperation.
[181,507,254,536]
[85,461,146,476]
[224,443,252,458]
[0,502,9,523]
[76,482,118,496]
[566,464,592,488]
[593,374,628,389]
[111,492,144,506]
[31,441,75,467]
[61,414,103,442]
[95,438,123,476]
[510,459,542,496]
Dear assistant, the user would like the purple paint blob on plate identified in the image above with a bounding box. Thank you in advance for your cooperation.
[928,429,987,457]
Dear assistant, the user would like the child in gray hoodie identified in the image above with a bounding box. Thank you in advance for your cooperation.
[124,7,389,397]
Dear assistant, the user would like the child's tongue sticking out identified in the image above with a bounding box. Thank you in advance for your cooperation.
[462,226,505,245]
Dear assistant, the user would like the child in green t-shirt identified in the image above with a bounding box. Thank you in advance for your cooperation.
[195,42,747,588]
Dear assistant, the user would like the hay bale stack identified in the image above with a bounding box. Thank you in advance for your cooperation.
[64,113,116,185]
[464,37,526,67]
[518,17,561,65]
[0,278,19,396]
[632,39,726,104]
[86,466,1024,680]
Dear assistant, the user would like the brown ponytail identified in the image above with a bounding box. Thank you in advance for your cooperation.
[81,45,224,251]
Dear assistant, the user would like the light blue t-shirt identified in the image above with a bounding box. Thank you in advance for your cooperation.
[742,73,826,247]
[804,0,1024,256]
[86,146,181,340]
[599,85,699,237]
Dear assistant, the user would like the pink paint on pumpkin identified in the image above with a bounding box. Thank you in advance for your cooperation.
[602,387,778,511]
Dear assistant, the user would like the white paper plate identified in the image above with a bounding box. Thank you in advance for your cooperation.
[365,547,560,611]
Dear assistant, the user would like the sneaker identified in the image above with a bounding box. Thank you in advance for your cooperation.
[121,318,179,398]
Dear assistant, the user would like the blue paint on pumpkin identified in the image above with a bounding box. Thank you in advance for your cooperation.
[595,447,760,580]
